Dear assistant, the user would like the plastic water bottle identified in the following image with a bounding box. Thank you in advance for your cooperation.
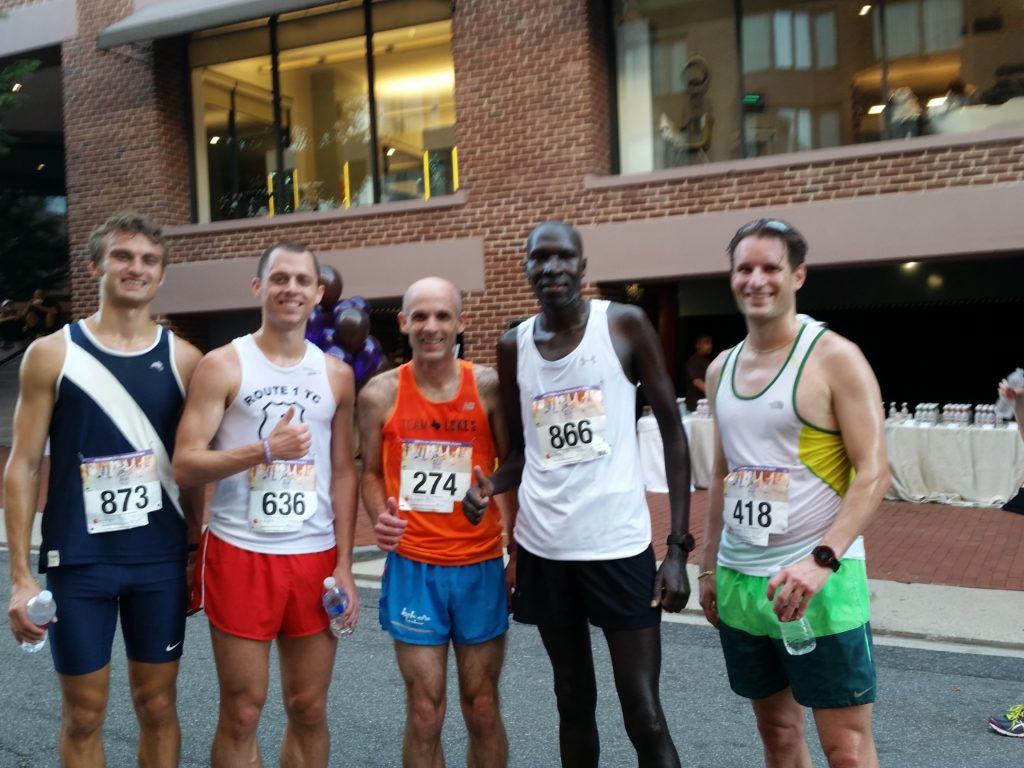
[22,590,56,653]
[995,368,1024,421]
[322,577,352,639]
[778,615,816,656]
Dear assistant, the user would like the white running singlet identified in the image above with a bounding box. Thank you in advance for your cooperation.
[207,335,337,554]
[515,300,651,560]
[714,322,865,575]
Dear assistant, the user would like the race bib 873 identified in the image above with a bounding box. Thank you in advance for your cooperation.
[81,449,161,534]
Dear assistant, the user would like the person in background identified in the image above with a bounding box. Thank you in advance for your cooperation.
[0,299,22,347]
[944,78,979,110]
[986,375,1024,739]
[684,335,713,412]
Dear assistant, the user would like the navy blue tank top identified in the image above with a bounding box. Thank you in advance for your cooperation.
[40,321,187,572]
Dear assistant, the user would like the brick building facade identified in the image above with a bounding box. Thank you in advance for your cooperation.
[2,0,1023,397]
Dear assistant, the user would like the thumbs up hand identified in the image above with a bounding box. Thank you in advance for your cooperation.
[462,466,494,526]
[374,497,407,551]
[266,407,311,461]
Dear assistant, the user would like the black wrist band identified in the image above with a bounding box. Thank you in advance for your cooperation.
[666,532,696,552]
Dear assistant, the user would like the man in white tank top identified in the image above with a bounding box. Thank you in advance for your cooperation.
[172,243,358,767]
[699,219,890,767]
[465,220,693,768]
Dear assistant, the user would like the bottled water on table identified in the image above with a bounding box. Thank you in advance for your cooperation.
[779,615,816,656]
[22,590,56,653]
[322,577,353,639]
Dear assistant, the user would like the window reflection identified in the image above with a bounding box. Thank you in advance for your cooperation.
[188,0,456,223]
[612,0,1024,174]
[373,20,457,203]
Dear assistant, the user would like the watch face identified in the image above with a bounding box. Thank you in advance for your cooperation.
[814,546,839,570]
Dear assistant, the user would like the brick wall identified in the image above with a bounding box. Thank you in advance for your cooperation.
[42,0,1024,364]
[0,0,43,11]
[63,1,192,319]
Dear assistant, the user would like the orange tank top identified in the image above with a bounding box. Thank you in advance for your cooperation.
[382,360,502,565]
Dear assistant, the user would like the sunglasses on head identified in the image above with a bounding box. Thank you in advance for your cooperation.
[735,218,794,237]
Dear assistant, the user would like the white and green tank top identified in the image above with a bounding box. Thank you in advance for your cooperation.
[714,322,864,575]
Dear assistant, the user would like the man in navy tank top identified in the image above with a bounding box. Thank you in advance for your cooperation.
[465,220,693,768]
[172,243,358,768]
[4,212,204,766]
[699,219,890,767]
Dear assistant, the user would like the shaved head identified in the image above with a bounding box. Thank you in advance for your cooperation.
[525,220,583,257]
[402,276,462,316]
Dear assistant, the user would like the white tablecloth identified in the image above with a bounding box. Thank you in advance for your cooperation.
[637,414,714,491]
[638,416,1024,507]
[885,422,1024,507]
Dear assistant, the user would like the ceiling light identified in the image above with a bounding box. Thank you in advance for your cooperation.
[385,146,396,157]
[868,104,885,114]
[209,136,220,144]
[859,5,871,15]
[12,82,22,92]
[927,96,947,108]
[901,261,918,271]
[376,70,454,96]
[37,163,46,171]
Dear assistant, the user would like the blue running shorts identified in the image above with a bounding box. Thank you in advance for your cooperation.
[379,552,508,646]
[46,561,187,676]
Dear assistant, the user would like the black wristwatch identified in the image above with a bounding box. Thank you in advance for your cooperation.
[812,545,841,572]
[666,533,696,553]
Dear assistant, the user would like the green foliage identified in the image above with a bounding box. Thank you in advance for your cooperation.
[0,194,68,299]
[0,58,40,156]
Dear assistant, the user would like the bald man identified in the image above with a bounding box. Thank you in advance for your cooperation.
[358,277,511,767]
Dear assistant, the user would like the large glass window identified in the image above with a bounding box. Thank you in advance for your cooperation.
[612,1,1024,174]
[189,0,455,223]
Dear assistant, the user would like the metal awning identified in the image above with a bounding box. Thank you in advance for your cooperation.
[96,0,334,50]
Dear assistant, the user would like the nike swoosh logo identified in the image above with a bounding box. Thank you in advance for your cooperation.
[853,687,873,698]
[165,641,182,652]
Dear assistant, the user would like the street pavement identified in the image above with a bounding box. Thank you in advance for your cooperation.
[1,549,1024,767]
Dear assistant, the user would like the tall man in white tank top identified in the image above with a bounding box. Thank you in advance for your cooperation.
[172,243,358,768]
[699,219,890,767]
[465,220,693,768]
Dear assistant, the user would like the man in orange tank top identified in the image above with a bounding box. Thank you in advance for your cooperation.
[359,276,512,767]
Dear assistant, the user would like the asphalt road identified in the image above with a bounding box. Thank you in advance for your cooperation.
[1,553,1022,767]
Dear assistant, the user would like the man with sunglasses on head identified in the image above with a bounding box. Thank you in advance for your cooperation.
[698,218,890,767]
